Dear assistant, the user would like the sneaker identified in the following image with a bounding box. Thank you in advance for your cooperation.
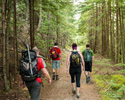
[77,94,80,98]
[72,89,76,94]
[56,75,59,80]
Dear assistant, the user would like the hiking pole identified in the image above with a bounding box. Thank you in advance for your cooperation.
[27,45,33,76]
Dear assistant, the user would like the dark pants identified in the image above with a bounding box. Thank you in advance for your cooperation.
[69,66,81,87]
[25,80,41,100]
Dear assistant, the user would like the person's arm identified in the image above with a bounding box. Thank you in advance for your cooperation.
[92,56,94,66]
[49,49,52,64]
[18,74,24,88]
[79,51,85,70]
[66,52,71,72]
[41,58,46,68]
[59,53,62,65]
[91,50,94,67]
[42,68,51,85]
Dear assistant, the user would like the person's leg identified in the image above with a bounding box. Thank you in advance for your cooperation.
[85,62,90,83]
[88,62,92,82]
[76,71,81,96]
[25,82,32,96]
[69,68,76,93]
[72,83,76,90]
[86,71,88,76]
[88,72,91,77]
[56,60,60,80]
[30,81,41,100]
[52,61,56,80]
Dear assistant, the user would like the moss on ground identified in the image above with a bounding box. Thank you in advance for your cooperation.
[114,63,125,67]
[117,69,125,74]
[94,57,125,100]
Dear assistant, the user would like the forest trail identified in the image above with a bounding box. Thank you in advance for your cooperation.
[40,51,100,100]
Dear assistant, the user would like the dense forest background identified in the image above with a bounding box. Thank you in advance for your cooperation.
[0,0,76,91]
[0,0,125,100]
[78,0,125,64]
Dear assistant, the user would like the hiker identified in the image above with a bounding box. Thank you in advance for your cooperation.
[82,44,94,83]
[66,43,85,98]
[19,46,51,100]
[49,42,62,80]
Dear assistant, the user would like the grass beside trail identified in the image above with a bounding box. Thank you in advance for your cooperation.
[93,54,125,100]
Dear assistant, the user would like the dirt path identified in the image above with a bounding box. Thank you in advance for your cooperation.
[40,54,100,100]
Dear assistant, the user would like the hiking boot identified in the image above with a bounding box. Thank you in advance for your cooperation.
[88,76,91,82]
[56,75,59,80]
[86,76,89,83]
[52,75,55,80]
[77,94,80,98]
[72,89,76,94]
[52,72,55,80]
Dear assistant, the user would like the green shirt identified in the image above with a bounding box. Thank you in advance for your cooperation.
[82,49,94,56]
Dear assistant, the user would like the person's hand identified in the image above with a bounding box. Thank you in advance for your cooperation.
[19,80,24,88]
[61,62,63,65]
[92,63,94,67]
[50,61,52,65]
[48,79,51,85]
[66,68,69,73]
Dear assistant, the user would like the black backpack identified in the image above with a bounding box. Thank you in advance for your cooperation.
[19,46,41,82]
[51,48,59,59]
[70,51,81,67]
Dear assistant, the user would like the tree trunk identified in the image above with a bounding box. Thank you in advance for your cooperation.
[56,16,59,43]
[116,0,119,63]
[5,0,11,83]
[103,1,107,57]
[32,0,35,47]
[122,10,125,63]
[106,2,109,58]
[47,12,50,59]
[2,0,9,91]
[37,0,42,32]
[14,0,18,82]
[112,2,116,62]
[119,7,124,63]
[94,3,98,53]
[109,0,113,61]
[29,0,34,49]
[102,2,104,56]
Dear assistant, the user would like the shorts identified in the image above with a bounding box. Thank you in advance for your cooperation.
[85,61,92,72]
[52,60,60,69]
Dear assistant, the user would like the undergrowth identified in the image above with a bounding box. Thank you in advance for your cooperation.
[94,57,125,100]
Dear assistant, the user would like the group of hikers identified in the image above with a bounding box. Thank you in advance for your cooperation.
[19,42,94,100]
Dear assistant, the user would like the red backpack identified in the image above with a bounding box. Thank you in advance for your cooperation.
[51,48,59,59]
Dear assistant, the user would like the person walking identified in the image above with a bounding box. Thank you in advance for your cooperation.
[50,42,62,80]
[66,43,85,98]
[19,46,51,100]
[82,44,94,83]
